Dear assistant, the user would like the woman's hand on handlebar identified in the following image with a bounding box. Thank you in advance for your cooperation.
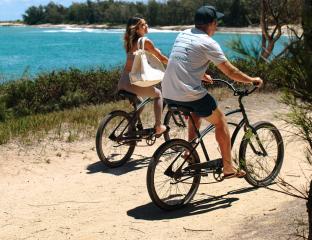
[251,77,263,88]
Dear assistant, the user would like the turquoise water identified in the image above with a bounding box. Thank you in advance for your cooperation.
[0,26,289,82]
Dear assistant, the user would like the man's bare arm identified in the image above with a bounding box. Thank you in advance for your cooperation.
[217,61,263,86]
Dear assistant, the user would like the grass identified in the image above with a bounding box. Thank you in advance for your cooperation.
[0,100,132,145]
[0,85,260,146]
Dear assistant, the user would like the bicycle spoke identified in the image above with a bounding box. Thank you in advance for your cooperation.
[147,139,201,209]
[241,122,284,187]
[96,111,135,167]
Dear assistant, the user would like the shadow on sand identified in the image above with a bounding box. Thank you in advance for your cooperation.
[127,186,258,220]
[86,153,152,176]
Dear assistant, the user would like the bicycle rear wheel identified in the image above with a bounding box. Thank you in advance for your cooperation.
[96,110,135,168]
[163,111,188,141]
[239,121,284,187]
[147,139,201,210]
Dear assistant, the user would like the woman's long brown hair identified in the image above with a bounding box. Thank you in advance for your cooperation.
[124,17,143,53]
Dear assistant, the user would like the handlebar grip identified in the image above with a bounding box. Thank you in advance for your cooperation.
[252,81,260,87]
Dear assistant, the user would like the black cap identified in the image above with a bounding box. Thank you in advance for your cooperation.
[194,6,224,25]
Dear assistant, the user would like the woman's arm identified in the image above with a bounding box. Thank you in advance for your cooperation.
[144,39,168,65]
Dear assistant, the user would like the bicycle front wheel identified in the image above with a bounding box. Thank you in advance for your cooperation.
[239,121,284,187]
[147,139,201,210]
[163,111,188,141]
[96,110,135,168]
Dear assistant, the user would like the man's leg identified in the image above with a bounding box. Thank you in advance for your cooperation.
[188,113,201,142]
[203,107,238,175]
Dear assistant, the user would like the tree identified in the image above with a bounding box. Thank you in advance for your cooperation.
[22,5,45,25]
[44,2,66,24]
[260,0,302,59]
[270,0,312,238]
[226,0,248,27]
[67,3,89,24]
[147,0,159,26]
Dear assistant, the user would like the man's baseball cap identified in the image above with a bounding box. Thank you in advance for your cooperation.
[194,6,224,25]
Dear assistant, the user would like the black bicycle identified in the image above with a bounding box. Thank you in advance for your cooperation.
[146,79,284,210]
[96,90,188,168]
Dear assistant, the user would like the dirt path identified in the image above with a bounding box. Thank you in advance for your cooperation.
[0,93,309,240]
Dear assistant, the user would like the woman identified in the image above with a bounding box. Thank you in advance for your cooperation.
[118,16,168,135]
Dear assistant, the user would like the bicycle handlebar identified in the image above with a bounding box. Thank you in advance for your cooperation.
[212,79,258,97]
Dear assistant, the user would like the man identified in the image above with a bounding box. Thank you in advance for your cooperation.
[162,5,263,179]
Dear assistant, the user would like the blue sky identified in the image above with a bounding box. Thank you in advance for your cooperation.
[0,0,147,21]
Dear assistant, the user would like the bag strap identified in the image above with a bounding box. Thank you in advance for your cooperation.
[138,37,147,50]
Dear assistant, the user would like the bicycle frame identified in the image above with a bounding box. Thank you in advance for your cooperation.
[168,79,267,173]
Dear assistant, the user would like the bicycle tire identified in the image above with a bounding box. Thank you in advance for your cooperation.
[96,110,136,168]
[239,121,284,187]
[163,111,188,141]
[147,139,201,210]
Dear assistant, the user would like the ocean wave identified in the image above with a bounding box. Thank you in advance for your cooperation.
[148,28,180,33]
[42,27,179,34]
[43,27,124,34]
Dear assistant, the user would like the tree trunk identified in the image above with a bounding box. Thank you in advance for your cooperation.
[260,0,284,60]
[260,0,267,58]
[303,0,312,52]
[303,0,312,76]
[308,180,312,240]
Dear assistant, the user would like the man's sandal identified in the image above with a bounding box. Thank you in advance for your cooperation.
[222,170,246,180]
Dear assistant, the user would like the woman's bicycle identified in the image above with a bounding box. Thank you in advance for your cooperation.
[146,79,284,210]
[96,90,188,168]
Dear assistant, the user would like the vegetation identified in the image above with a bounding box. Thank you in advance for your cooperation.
[0,55,294,146]
[0,100,131,145]
[260,0,302,59]
[0,67,121,121]
[2,0,311,237]
[22,0,301,27]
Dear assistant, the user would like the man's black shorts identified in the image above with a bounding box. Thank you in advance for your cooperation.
[164,93,218,117]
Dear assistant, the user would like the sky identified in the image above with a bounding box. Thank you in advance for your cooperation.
[0,0,147,21]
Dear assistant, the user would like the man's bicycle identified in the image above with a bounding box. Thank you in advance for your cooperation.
[146,79,284,210]
[96,90,188,168]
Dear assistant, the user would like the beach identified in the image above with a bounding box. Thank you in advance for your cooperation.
[0,92,309,240]
[0,22,302,35]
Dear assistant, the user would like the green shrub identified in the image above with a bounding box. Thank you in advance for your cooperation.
[0,67,121,120]
[206,58,287,91]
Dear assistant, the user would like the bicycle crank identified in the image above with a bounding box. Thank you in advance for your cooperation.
[146,135,156,145]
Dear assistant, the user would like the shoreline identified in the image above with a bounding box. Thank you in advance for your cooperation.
[1,22,301,35]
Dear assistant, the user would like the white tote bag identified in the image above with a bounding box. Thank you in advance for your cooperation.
[129,37,165,87]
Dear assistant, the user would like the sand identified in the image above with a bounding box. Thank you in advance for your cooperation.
[0,22,302,35]
[0,92,309,240]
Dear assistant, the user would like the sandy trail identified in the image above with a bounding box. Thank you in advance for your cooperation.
[0,92,309,240]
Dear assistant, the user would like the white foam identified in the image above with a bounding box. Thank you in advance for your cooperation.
[43,27,124,34]
[43,27,180,34]
[148,28,180,33]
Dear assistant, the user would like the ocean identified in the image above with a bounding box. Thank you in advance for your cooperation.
[0,26,289,82]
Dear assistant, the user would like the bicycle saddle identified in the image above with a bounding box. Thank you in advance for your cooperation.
[117,90,137,102]
[168,104,194,116]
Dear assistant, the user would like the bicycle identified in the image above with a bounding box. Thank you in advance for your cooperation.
[146,79,284,210]
[96,89,188,168]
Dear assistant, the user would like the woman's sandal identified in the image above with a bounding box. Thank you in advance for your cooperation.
[222,170,246,180]
[155,125,170,137]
